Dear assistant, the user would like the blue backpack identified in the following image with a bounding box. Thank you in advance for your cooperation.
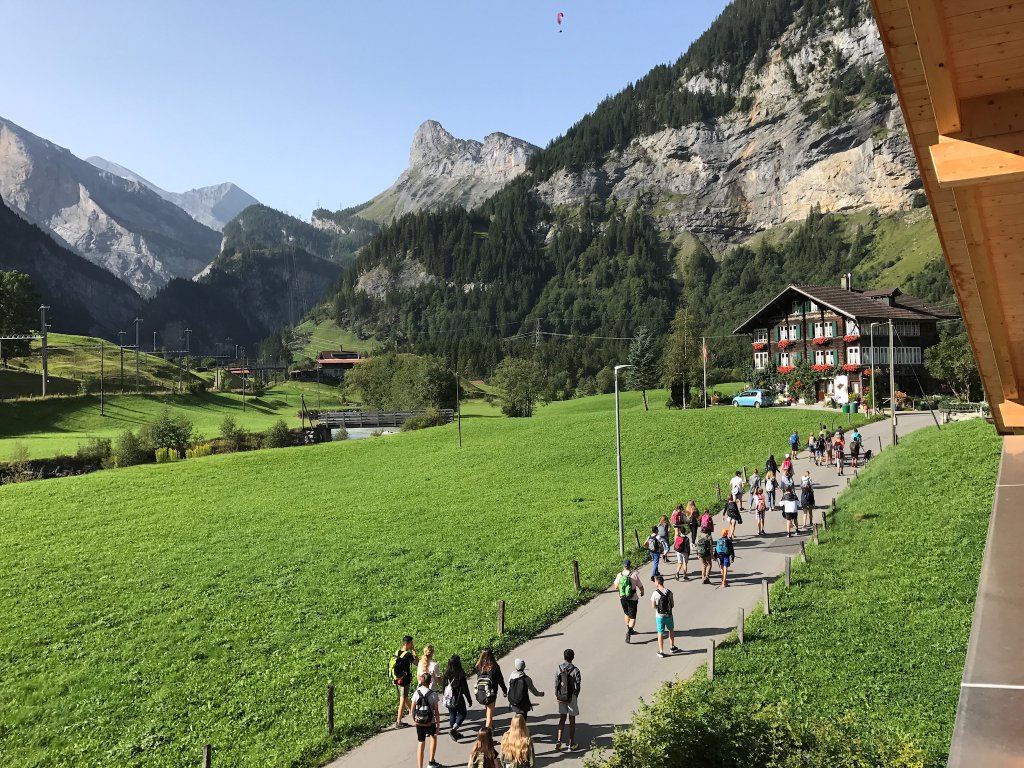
[716,538,730,556]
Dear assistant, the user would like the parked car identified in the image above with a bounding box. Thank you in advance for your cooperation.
[733,388,773,408]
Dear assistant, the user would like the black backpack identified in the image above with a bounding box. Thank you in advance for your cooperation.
[474,673,495,705]
[555,665,576,703]
[655,588,673,615]
[508,676,530,710]
[413,690,434,725]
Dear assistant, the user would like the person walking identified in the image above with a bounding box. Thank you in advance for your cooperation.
[553,649,582,752]
[723,493,743,537]
[468,728,501,768]
[474,649,507,731]
[729,471,745,509]
[411,672,442,768]
[815,433,827,466]
[644,526,666,581]
[442,655,472,741]
[650,575,681,657]
[799,470,816,532]
[390,635,418,729]
[695,525,715,584]
[790,430,800,459]
[765,453,779,476]
[614,559,645,643]
[781,453,794,479]
[418,644,440,693]
[673,523,691,580]
[834,432,845,475]
[850,428,862,468]
[685,500,700,544]
[782,489,799,537]
[499,714,536,768]
[747,468,761,509]
[754,487,768,535]
[763,470,777,510]
[507,659,544,720]
[656,515,673,564]
[670,503,685,534]
[715,528,736,588]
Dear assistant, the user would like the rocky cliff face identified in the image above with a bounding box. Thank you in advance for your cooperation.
[0,118,220,297]
[536,17,916,251]
[87,156,259,231]
[358,120,539,222]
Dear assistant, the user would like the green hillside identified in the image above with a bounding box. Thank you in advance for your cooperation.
[0,396,867,767]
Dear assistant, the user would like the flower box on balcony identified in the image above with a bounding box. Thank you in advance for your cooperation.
[863,368,874,377]
[777,339,794,349]
[842,363,861,372]
[811,336,831,346]
[752,342,767,351]
[842,334,860,343]
[811,363,835,373]
[777,365,795,374]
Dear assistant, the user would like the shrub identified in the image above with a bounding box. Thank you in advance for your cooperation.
[220,416,248,452]
[185,443,213,459]
[112,429,152,468]
[264,420,292,448]
[333,427,348,441]
[75,437,112,466]
[400,409,444,432]
[155,447,181,463]
[145,410,194,456]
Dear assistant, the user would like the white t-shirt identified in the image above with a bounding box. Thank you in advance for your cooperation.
[730,476,743,496]
[410,686,438,719]
[651,587,673,616]
[783,497,799,515]
[614,570,642,601]
[417,659,440,691]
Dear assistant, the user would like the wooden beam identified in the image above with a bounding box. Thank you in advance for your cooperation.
[907,0,962,134]
[958,90,1024,139]
[930,132,1024,187]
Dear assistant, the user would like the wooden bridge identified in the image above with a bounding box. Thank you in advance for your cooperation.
[314,409,454,429]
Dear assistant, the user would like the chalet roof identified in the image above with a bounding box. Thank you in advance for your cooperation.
[733,283,959,334]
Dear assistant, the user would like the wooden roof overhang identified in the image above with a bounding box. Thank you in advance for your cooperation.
[870,0,1024,434]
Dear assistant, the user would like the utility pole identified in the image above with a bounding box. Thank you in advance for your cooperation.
[614,364,633,556]
[456,370,462,448]
[702,336,708,408]
[100,340,105,416]
[184,328,192,386]
[870,325,876,415]
[888,319,897,447]
[39,305,49,396]
[535,318,541,349]
[153,331,157,354]
[118,330,125,393]
[133,317,142,391]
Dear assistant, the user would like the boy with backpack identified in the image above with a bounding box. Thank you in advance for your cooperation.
[645,526,666,582]
[650,575,681,657]
[747,469,761,509]
[790,430,800,459]
[507,658,545,720]
[553,649,582,752]
[410,672,442,768]
[614,559,645,643]
[729,471,745,510]
[390,635,418,728]
[715,529,736,588]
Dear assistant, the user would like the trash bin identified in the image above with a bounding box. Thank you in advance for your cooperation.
[851,401,859,413]
[841,403,850,413]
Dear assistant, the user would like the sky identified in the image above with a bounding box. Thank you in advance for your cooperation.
[3,0,731,218]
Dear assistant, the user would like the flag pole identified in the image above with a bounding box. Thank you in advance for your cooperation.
[702,336,708,408]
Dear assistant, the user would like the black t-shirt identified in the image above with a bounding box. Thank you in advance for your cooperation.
[394,649,414,681]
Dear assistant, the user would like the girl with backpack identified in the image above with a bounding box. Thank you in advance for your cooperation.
[723,493,743,537]
[499,714,536,768]
[695,525,714,584]
[441,655,472,741]
[753,488,768,536]
[474,649,507,730]
[715,529,736,587]
[799,471,816,532]
[781,454,794,479]
[685,500,700,543]
[763,470,777,510]
[782,489,799,537]
[468,727,501,768]
[673,525,691,581]
[765,453,779,476]
[507,658,544,720]
[656,515,673,564]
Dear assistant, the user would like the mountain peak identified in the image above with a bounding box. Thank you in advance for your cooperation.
[409,120,460,167]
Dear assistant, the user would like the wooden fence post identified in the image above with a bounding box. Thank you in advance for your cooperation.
[785,557,791,588]
[847,476,851,486]
[878,435,883,453]
[737,607,745,645]
[813,524,820,545]
[762,578,770,615]
[742,465,748,482]
[572,560,581,591]
[634,528,642,551]
[855,468,859,479]
[203,745,212,768]
[800,541,808,564]
[327,684,335,735]
[497,600,505,635]
[707,639,715,681]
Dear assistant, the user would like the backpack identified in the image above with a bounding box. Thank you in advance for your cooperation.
[655,588,673,615]
[764,478,775,492]
[756,497,766,512]
[617,572,636,599]
[388,649,410,685]
[507,676,530,711]
[647,535,663,554]
[699,513,713,532]
[671,509,684,527]
[716,538,730,556]
[413,690,434,725]
[442,681,456,709]
[555,665,576,703]
[474,673,495,705]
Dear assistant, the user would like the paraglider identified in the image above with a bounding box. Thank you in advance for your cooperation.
[556,11,564,32]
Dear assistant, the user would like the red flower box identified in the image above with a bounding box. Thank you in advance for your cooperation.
[843,334,860,343]
[777,339,794,349]
[777,365,795,374]
[811,363,835,373]
[752,342,767,350]
[842,363,861,372]
[863,368,873,377]
[811,336,831,346]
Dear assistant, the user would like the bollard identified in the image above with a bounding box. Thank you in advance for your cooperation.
[785,556,791,588]
[572,560,581,591]
[762,578,770,615]
[847,477,851,486]
[203,745,212,768]
[634,528,642,551]
[497,600,505,635]
[742,465,748,482]
[327,684,335,735]
[813,524,820,545]
[855,468,859,479]
[737,607,745,645]
[800,541,808,564]
[878,435,883,452]
[707,639,715,681]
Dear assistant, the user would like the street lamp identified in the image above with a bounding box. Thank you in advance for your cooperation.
[869,320,897,447]
[614,364,633,556]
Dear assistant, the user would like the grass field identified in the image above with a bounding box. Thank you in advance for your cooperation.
[292,316,379,361]
[599,418,1000,768]
[0,395,866,767]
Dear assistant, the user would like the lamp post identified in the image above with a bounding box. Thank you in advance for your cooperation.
[614,364,633,556]
[888,319,897,446]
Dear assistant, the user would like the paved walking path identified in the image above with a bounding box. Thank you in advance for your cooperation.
[326,413,934,768]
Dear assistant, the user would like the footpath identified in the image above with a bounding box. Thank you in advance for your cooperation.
[326,413,934,768]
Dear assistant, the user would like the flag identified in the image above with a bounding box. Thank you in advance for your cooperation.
[702,340,708,362]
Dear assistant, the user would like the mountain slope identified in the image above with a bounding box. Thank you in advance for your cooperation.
[0,117,220,297]
[87,156,259,231]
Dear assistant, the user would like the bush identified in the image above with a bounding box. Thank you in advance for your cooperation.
[333,427,348,441]
[145,410,194,456]
[154,447,181,463]
[400,409,445,432]
[75,437,112,465]
[220,416,249,452]
[112,429,152,468]
[264,419,292,448]
[185,443,212,459]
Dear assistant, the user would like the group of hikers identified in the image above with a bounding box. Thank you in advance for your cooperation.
[390,637,581,767]
[388,423,864,764]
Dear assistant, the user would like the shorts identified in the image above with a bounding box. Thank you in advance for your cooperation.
[719,556,732,568]
[558,696,580,716]
[415,723,437,742]
[655,614,674,634]
[396,678,411,698]
[783,511,797,521]
[621,597,638,620]
[755,510,765,521]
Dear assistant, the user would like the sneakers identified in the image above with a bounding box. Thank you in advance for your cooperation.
[568,743,579,751]
[670,645,682,653]
[395,721,409,729]
[449,729,458,741]
[428,761,442,768]
[625,627,631,644]
[555,743,564,752]
[657,650,667,658]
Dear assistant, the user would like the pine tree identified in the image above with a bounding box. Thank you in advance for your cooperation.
[628,327,661,411]
[662,308,702,408]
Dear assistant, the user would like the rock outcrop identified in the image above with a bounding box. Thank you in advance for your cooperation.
[0,117,220,297]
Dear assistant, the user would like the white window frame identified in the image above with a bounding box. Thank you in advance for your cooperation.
[846,346,861,365]
[754,351,769,370]
[779,351,792,366]
[754,328,769,343]
[846,319,860,336]
[813,349,837,366]
[894,321,920,337]
[895,347,923,365]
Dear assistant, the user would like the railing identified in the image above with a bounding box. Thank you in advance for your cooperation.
[314,409,455,428]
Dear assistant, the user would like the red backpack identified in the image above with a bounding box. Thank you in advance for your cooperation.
[699,512,713,531]
[671,509,684,527]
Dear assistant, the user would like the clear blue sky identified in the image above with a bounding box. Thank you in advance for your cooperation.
[4,1,730,218]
